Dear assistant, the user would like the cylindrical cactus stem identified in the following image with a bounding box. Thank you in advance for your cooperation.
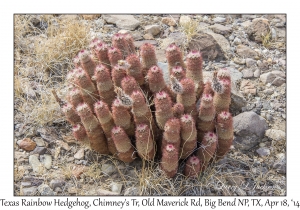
[135,124,155,161]
[95,42,111,70]
[89,38,101,56]
[171,66,186,81]
[184,156,201,177]
[67,87,84,108]
[126,54,145,85]
[111,98,135,136]
[72,124,89,142]
[76,103,109,154]
[121,76,139,96]
[112,33,129,58]
[62,103,81,125]
[213,79,231,114]
[165,44,185,74]
[203,81,214,96]
[73,56,81,68]
[217,67,231,83]
[111,65,127,88]
[160,144,178,178]
[75,68,99,111]
[111,126,136,163]
[197,93,216,141]
[94,101,117,155]
[161,118,181,153]
[197,132,218,169]
[66,69,77,87]
[124,33,136,55]
[215,111,233,159]
[186,50,204,98]
[78,50,96,79]
[172,102,184,118]
[180,114,197,159]
[140,43,157,73]
[108,47,122,67]
[154,91,174,130]
[93,64,116,106]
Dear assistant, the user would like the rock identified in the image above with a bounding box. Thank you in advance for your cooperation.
[273,153,286,174]
[265,129,285,141]
[134,40,157,48]
[241,20,252,28]
[179,15,191,26]
[111,182,123,194]
[37,127,59,143]
[74,148,85,160]
[21,182,32,187]
[162,17,176,26]
[101,163,117,175]
[233,37,242,45]
[241,69,254,78]
[40,154,52,169]
[210,24,232,35]
[272,77,285,86]
[271,27,277,40]
[233,111,268,150]
[38,184,55,196]
[29,155,43,173]
[143,33,154,40]
[72,165,86,179]
[256,147,270,157]
[240,80,256,95]
[263,88,274,95]
[98,189,120,196]
[56,140,71,151]
[236,45,258,59]
[18,138,36,151]
[31,146,46,155]
[275,28,286,39]
[245,58,256,68]
[188,32,230,61]
[102,15,140,30]
[230,67,243,82]
[49,179,65,189]
[33,137,46,147]
[253,69,261,77]
[213,17,226,23]
[260,71,285,85]
[230,81,247,111]
[247,18,270,43]
[21,186,37,196]
[233,57,246,65]
[144,25,161,36]
[124,187,139,196]
[68,187,77,194]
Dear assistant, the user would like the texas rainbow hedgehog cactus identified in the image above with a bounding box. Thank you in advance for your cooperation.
[62,32,233,178]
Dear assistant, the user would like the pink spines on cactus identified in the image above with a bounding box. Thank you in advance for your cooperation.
[78,49,96,78]
[160,144,179,178]
[67,88,84,108]
[111,126,136,162]
[165,43,185,74]
[66,69,77,86]
[112,33,129,58]
[197,132,218,168]
[135,124,155,160]
[95,42,111,70]
[172,102,184,118]
[62,103,81,125]
[126,54,144,85]
[121,76,139,96]
[89,38,101,58]
[147,65,172,96]
[111,63,127,88]
[124,33,135,55]
[180,114,197,159]
[171,66,186,81]
[213,78,231,114]
[154,91,174,130]
[108,47,122,67]
[184,156,201,177]
[217,68,231,83]
[161,118,181,152]
[176,78,196,118]
[140,43,157,71]
[203,81,214,96]
[72,124,89,142]
[76,103,109,154]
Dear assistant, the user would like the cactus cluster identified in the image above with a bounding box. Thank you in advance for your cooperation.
[63,32,233,178]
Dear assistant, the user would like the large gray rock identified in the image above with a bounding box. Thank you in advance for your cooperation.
[210,24,232,35]
[144,25,161,36]
[233,111,268,150]
[236,45,258,59]
[231,81,247,111]
[260,70,285,86]
[102,15,140,30]
[29,155,43,173]
[246,18,270,43]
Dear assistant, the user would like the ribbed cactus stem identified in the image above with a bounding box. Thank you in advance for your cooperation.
[112,33,129,58]
[62,103,81,125]
[111,126,136,162]
[177,78,197,119]
[73,56,81,68]
[160,144,178,178]
[217,68,231,83]
[216,111,233,159]
[93,64,116,106]
[162,118,181,153]
[78,50,96,78]
[203,81,214,96]
[95,42,111,70]
[76,103,109,154]
[67,88,84,108]
[154,91,174,129]
[135,124,155,160]
[172,103,184,118]
[180,114,197,159]
[89,38,101,55]
[94,101,117,155]
[165,44,185,74]
[213,79,231,113]
[126,54,144,85]
[124,33,135,55]
[197,132,218,169]
[121,76,139,96]
[72,124,89,142]
[184,155,201,177]
[140,43,157,72]
[66,69,77,87]
[108,47,122,67]
[147,65,172,96]
[171,66,186,81]
[111,63,127,88]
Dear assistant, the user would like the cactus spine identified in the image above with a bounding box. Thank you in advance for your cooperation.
[160,144,178,178]
[135,124,155,161]
[180,114,197,159]
[184,156,201,177]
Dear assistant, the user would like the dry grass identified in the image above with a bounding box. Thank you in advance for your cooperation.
[178,17,199,48]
